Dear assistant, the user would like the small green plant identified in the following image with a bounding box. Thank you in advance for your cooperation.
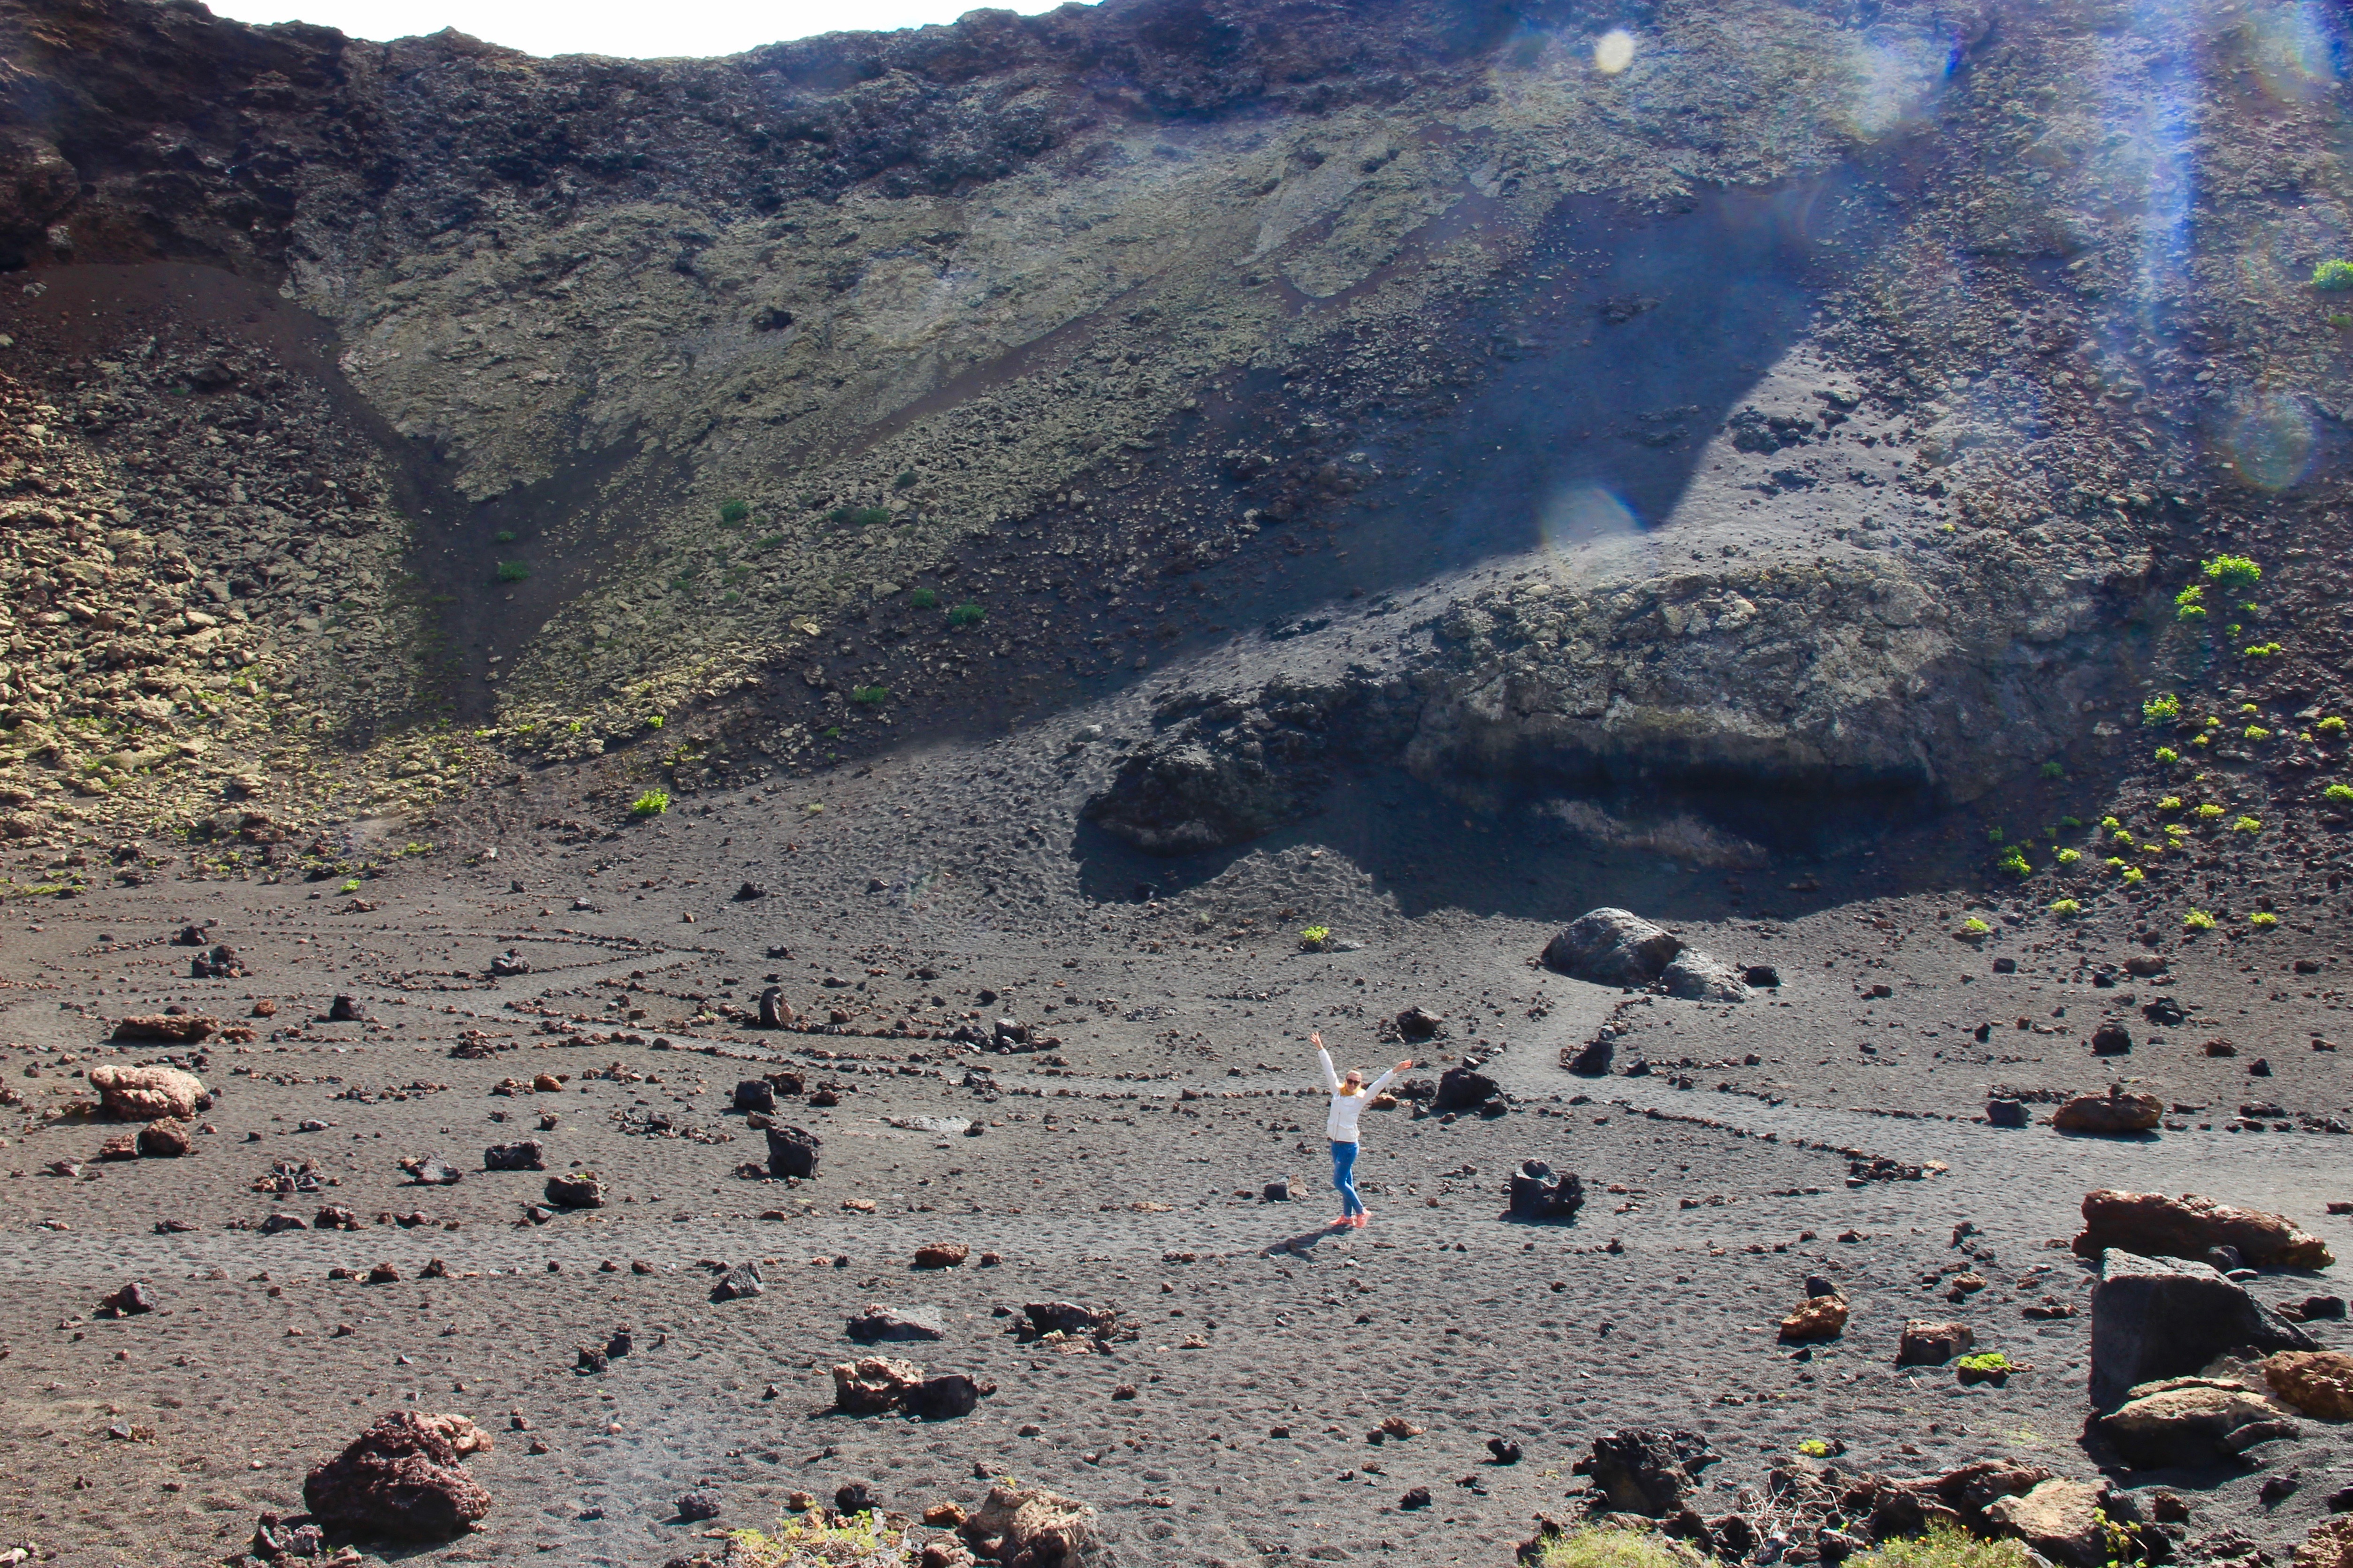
[646,715,663,730]
[2195,803,2224,819]
[493,529,518,544]
[2245,725,2271,741]
[1850,1525,2033,1568]
[2172,586,2206,621]
[631,790,670,816]
[2319,716,2346,737]
[2250,911,2278,929]
[948,601,986,628]
[2039,761,2065,779]
[340,878,360,894]
[893,471,919,489]
[1997,847,2031,879]
[2234,814,2263,833]
[821,726,842,740]
[2184,908,2216,931]
[1795,1439,1833,1458]
[2111,830,2133,848]
[2142,693,2181,725]
[828,504,893,528]
[908,587,939,609]
[1531,1522,1704,1568]
[1963,916,1992,934]
[2120,866,2145,885]
[2055,847,2081,865]
[2157,796,2182,813]
[852,685,889,707]
[718,498,750,525]
[2048,898,2083,917]
[2333,313,2353,329]
[495,560,530,583]
[1955,1352,2014,1374]
[1986,827,2006,845]
[1299,925,1332,949]
[2315,259,2353,290]
[2204,554,2262,591]
[2325,784,2353,804]
[2100,815,2121,830]
[2244,643,2283,659]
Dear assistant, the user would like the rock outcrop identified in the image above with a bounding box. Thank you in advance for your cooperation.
[302,1412,492,1540]
[2073,1189,2335,1269]
[2089,1249,2318,1408]
[87,1064,206,1120]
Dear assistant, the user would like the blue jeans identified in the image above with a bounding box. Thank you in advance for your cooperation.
[1330,1140,1364,1217]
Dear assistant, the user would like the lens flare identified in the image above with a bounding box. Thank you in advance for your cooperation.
[2221,397,2316,493]
[1839,27,1962,138]
[1538,484,1643,569]
[1594,29,1635,75]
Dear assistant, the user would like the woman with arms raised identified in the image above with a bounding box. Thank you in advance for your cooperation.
[1314,1029,1411,1230]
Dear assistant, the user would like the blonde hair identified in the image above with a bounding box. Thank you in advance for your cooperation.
[1337,1069,1365,1097]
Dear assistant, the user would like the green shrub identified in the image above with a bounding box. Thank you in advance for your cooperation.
[2204,554,2262,591]
[948,601,986,628]
[893,471,919,489]
[908,587,939,609]
[493,529,518,544]
[2319,716,2346,737]
[1531,1523,1704,1568]
[2047,898,2083,917]
[495,560,530,582]
[2156,796,2182,813]
[1986,827,2005,845]
[1299,925,1331,949]
[1955,1352,2013,1374]
[829,505,893,528]
[1962,917,1991,934]
[2325,784,2353,804]
[2121,865,2145,885]
[2244,643,2283,659]
[1850,1524,2034,1568]
[2234,815,2262,833]
[631,790,670,817]
[2172,586,2205,621]
[2154,746,2180,763]
[852,685,889,707]
[2195,803,2223,819]
[2245,725,2271,741]
[2040,761,2065,779]
[2184,908,2215,931]
[719,498,750,525]
[339,878,360,894]
[2314,259,2353,290]
[2250,912,2278,928]
[2054,847,2081,865]
[1996,847,2031,879]
[1796,1439,1833,1457]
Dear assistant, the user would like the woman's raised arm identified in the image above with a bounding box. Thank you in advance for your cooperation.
[1312,1030,1339,1093]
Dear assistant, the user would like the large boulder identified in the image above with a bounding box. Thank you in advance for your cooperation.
[109,1016,218,1044]
[137,1118,193,1157]
[1865,1459,2052,1538]
[1505,1160,1585,1223]
[2052,1088,2162,1135]
[302,1412,492,1540]
[847,1304,947,1343]
[1659,951,1752,1003]
[959,1484,1113,1568]
[765,1123,821,1179]
[903,1372,995,1420]
[833,1355,924,1414]
[1985,1478,2110,1567]
[1433,1062,1499,1112]
[1588,1429,1719,1515]
[543,1172,604,1209]
[86,1064,205,1120]
[2263,1350,2353,1420]
[482,1140,543,1172]
[1541,909,1684,987]
[1780,1287,1849,1343]
[1025,1301,1116,1337]
[2296,1518,2353,1568]
[2090,1250,2317,1408]
[2095,1377,2300,1467]
[2073,1189,2335,1269]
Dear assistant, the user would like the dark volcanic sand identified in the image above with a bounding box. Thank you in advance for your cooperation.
[2,719,2348,1567]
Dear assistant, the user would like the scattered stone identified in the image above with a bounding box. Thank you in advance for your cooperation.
[97,1280,155,1317]
[1505,1160,1585,1223]
[108,1017,217,1046]
[543,1173,604,1209]
[2090,1250,2318,1408]
[2265,1351,2353,1421]
[765,1124,821,1179]
[403,1157,463,1187]
[488,951,530,978]
[913,1242,970,1270]
[483,1141,544,1172]
[675,1491,721,1522]
[2074,1189,2335,1269]
[2295,1517,2353,1568]
[710,1263,763,1302]
[2052,1086,2162,1135]
[1986,1099,2029,1128]
[137,1119,192,1158]
[1488,1437,1523,1464]
[733,1079,776,1114]
[1433,1062,1499,1113]
[1262,1178,1291,1202]
[302,1411,493,1540]
[1025,1301,1115,1337]
[327,996,364,1022]
[848,1305,947,1343]
[2098,1376,2300,1467]
[1588,1429,1719,1515]
[833,1355,925,1414]
[1395,1006,1445,1040]
[1986,1477,2110,1567]
[2090,1022,2133,1057]
[1780,1288,1849,1342]
[87,1063,206,1119]
[904,1372,996,1420]
[1896,1322,1975,1366]
[957,1484,1108,1566]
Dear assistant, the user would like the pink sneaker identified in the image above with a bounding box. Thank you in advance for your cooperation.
[1350,1213,1368,1229]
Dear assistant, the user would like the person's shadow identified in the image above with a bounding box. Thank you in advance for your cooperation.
[1261,1220,1347,1259]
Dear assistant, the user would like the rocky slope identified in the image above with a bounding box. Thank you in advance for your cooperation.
[0,0,2349,887]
